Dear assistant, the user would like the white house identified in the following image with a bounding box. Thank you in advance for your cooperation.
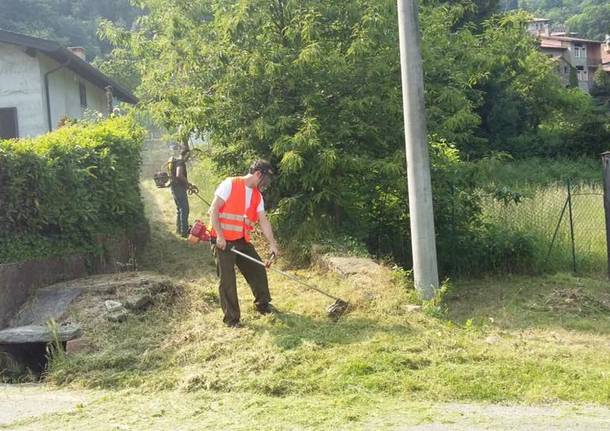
[0,29,137,139]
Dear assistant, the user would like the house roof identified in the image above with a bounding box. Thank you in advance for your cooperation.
[0,29,138,104]
[540,35,602,45]
[540,38,567,49]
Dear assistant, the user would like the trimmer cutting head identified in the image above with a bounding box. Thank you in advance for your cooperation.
[326,299,349,321]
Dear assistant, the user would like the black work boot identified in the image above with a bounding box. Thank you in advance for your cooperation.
[225,320,242,328]
[256,303,274,315]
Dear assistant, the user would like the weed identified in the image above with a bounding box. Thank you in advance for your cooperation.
[421,280,451,318]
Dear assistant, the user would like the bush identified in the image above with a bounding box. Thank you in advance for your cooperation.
[245,135,543,278]
[0,117,145,263]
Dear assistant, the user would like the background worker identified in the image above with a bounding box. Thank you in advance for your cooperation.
[170,147,198,238]
[209,159,279,327]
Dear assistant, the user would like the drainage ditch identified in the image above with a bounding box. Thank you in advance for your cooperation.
[0,342,65,380]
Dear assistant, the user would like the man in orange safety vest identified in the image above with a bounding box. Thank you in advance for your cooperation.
[209,159,279,327]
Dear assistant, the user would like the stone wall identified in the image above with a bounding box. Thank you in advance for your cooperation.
[0,229,149,329]
[0,256,86,328]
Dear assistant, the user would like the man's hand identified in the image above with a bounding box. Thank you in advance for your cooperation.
[269,242,279,258]
[265,248,278,268]
[215,236,227,250]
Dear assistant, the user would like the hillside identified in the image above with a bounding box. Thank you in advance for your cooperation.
[0,0,140,59]
[518,0,610,40]
[3,159,607,429]
[0,145,607,428]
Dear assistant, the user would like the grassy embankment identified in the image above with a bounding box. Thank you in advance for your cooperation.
[12,157,610,430]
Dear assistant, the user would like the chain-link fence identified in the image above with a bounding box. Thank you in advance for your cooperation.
[366,178,608,278]
[477,180,606,275]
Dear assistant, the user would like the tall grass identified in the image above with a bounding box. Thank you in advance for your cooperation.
[470,156,601,190]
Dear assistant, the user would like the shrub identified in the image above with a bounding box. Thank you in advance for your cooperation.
[0,117,145,263]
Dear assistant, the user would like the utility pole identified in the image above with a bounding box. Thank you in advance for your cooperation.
[397,0,439,299]
[601,151,610,279]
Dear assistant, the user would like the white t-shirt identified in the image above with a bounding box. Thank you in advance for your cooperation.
[215,178,265,214]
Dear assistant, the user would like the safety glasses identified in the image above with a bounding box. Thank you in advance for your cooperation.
[258,172,272,191]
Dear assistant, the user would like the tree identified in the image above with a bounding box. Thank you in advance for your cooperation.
[519,0,610,41]
[591,68,610,105]
[102,0,605,268]
[566,5,610,41]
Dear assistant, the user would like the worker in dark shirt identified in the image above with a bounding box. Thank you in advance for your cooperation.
[170,147,197,237]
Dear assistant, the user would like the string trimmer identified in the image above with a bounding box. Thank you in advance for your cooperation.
[230,247,349,321]
[188,188,211,207]
[153,170,211,207]
[186,219,349,320]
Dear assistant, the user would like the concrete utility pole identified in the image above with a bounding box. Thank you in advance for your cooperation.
[397,0,439,299]
[601,152,610,280]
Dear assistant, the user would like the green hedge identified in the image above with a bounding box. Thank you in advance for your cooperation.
[0,117,145,263]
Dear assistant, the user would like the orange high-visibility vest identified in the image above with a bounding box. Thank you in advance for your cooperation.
[211,178,261,242]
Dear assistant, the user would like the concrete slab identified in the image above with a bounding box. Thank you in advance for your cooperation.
[10,287,83,327]
[0,324,81,344]
[0,256,86,328]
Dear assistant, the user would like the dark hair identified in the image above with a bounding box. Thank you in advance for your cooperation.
[249,159,274,175]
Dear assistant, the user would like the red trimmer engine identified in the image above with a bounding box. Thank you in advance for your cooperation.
[187,220,212,244]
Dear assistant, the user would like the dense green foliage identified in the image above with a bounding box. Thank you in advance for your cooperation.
[0,118,145,263]
[592,68,610,102]
[0,0,140,59]
[95,0,610,273]
[10,0,594,274]
[519,0,610,40]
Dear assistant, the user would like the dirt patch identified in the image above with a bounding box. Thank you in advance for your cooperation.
[319,256,384,278]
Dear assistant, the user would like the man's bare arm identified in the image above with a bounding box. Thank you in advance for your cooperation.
[258,211,279,256]
[210,196,226,249]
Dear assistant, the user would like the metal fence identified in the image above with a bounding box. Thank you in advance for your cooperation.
[367,178,608,277]
[478,180,606,275]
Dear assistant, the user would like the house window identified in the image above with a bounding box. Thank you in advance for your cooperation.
[574,44,586,58]
[576,66,585,81]
[0,107,18,139]
[79,82,87,107]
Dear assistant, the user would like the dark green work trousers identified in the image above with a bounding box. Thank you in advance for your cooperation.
[214,238,271,325]
[170,184,189,237]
